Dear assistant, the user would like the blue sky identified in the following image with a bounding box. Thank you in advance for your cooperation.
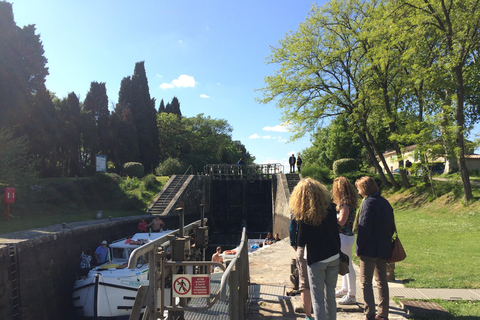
[11,0,328,170]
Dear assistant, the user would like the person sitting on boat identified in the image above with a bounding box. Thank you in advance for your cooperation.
[95,240,109,265]
[273,233,281,243]
[147,215,165,232]
[138,218,147,232]
[264,232,274,245]
[211,246,223,273]
[79,249,93,279]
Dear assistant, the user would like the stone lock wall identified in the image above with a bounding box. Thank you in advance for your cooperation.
[272,174,292,240]
[0,213,195,320]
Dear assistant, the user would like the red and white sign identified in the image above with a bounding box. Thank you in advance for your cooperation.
[172,274,210,298]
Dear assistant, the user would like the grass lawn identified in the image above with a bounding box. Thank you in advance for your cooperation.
[0,175,170,235]
[387,187,480,289]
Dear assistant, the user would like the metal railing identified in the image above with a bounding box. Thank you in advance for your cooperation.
[127,222,250,320]
[150,165,193,215]
[204,163,284,179]
[219,227,250,320]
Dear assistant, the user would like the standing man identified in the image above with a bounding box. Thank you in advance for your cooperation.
[95,240,109,265]
[289,154,296,173]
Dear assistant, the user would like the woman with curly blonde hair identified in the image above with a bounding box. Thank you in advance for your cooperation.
[290,178,340,320]
[332,177,359,305]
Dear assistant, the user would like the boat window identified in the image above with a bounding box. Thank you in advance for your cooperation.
[112,248,129,260]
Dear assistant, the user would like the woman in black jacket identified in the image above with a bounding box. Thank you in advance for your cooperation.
[355,176,395,320]
[290,178,340,320]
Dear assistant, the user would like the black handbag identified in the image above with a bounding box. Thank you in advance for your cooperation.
[339,252,349,275]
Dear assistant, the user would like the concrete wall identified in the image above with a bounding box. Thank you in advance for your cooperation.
[272,174,291,240]
[0,213,199,320]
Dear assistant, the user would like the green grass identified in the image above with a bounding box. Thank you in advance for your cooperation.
[391,299,480,319]
[0,174,170,235]
[385,183,480,289]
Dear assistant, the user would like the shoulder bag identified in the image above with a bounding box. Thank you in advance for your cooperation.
[387,223,406,263]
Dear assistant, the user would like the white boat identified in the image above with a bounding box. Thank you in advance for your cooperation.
[72,230,172,318]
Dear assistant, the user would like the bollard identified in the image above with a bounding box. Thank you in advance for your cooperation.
[386,263,395,281]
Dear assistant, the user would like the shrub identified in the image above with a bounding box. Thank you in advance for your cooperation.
[333,158,359,175]
[156,158,182,176]
[123,162,144,178]
[143,174,158,190]
[300,164,332,184]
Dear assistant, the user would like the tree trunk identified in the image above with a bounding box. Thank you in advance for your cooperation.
[356,130,390,188]
[454,65,473,203]
[366,130,400,189]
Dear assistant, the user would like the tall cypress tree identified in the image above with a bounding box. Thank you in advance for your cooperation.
[129,61,159,172]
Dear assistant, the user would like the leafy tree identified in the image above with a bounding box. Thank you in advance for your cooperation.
[258,0,398,188]
[394,0,480,202]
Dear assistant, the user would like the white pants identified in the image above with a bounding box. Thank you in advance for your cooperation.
[340,233,356,296]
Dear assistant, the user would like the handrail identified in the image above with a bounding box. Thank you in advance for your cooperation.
[155,165,193,215]
[127,218,207,269]
[219,227,247,301]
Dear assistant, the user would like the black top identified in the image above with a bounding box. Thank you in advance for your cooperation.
[297,202,341,265]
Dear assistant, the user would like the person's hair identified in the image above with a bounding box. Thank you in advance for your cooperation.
[216,246,221,252]
[355,176,379,197]
[289,178,332,226]
[332,177,359,210]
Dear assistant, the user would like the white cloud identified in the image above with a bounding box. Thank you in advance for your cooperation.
[200,94,210,98]
[159,83,175,89]
[156,74,163,78]
[159,75,196,89]
[263,123,292,132]
[172,75,196,87]
[262,135,271,139]
[249,134,261,139]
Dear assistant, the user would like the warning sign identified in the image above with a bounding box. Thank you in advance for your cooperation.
[172,275,210,298]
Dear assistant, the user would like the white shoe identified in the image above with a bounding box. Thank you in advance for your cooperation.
[335,289,348,298]
[338,295,356,305]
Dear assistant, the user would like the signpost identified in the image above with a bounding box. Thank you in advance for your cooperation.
[172,274,210,298]
[4,187,15,221]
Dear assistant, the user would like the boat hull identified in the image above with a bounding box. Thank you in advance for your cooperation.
[73,272,149,318]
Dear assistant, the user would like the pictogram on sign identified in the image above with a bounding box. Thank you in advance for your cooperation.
[173,277,191,296]
[172,274,210,298]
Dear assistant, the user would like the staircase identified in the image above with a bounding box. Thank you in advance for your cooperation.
[286,173,301,193]
[8,243,20,320]
[146,175,192,215]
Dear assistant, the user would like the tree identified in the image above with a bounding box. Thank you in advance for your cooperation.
[258,0,397,188]
[395,0,480,203]
[130,61,160,172]
[0,2,49,130]
[83,81,109,155]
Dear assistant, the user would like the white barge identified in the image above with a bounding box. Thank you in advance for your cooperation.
[72,230,172,318]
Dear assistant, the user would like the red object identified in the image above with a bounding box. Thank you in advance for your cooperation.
[4,187,15,204]
[4,188,15,221]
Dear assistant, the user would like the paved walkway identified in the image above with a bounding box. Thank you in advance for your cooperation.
[245,238,478,319]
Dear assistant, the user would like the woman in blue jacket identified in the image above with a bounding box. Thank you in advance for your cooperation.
[290,178,340,320]
[355,177,395,320]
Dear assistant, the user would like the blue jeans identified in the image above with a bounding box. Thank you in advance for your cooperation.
[307,257,339,320]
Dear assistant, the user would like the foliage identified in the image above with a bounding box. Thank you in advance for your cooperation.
[123,162,145,178]
[155,158,183,176]
[333,158,359,175]
[302,116,365,170]
[299,164,332,184]
[0,128,37,184]
[142,174,159,190]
